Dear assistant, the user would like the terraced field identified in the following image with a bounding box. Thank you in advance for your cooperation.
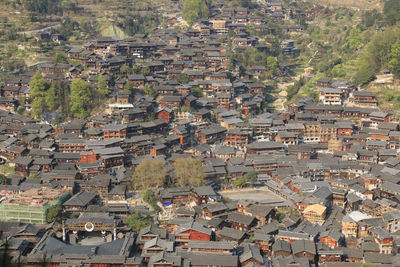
[306,0,383,10]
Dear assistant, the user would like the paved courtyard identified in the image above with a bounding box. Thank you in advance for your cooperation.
[220,187,287,204]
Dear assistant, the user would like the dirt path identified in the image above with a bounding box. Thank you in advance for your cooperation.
[272,74,302,111]
[272,84,291,111]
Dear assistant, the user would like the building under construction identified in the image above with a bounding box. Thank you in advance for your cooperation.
[0,187,70,224]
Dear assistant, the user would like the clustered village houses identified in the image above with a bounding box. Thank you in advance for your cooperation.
[0,1,400,267]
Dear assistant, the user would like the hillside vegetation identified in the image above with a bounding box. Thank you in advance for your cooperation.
[287,0,400,111]
[0,0,171,71]
[306,0,383,10]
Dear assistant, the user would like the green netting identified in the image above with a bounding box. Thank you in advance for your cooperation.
[0,191,71,223]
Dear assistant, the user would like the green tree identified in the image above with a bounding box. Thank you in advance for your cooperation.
[143,189,161,212]
[132,159,166,189]
[55,54,68,64]
[276,211,285,222]
[120,64,133,75]
[143,85,157,98]
[245,170,258,183]
[180,106,190,112]
[233,178,246,187]
[125,212,153,234]
[287,76,305,101]
[25,0,63,15]
[124,82,135,95]
[384,0,400,26]
[70,79,93,119]
[143,189,155,204]
[177,73,191,84]
[29,70,50,119]
[58,81,71,118]
[182,0,210,25]
[266,56,278,77]
[173,157,205,186]
[353,28,400,85]
[354,59,376,85]
[97,75,109,98]
[0,174,7,185]
[388,39,400,77]
[191,87,203,98]
[132,64,142,74]
[46,81,62,112]
[140,66,150,75]
[46,205,62,223]
[29,173,39,179]
[346,28,363,51]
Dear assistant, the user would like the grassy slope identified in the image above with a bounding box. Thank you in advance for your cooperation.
[0,0,174,68]
[295,1,400,114]
[305,0,383,10]
[287,9,364,100]
[100,24,128,39]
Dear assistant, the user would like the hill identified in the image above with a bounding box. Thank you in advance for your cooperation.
[306,0,383,10]
[100,23,128,39]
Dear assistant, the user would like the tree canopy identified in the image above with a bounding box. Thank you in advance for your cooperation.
[143,85,157,98]
[182,0,210,25]
[24,0,63,15]
[125,212,153,234]
[132,159,167,189]
[354,28,400,84]
[46,205,62,223]
[119,13,160,35]
[29,72,71,120]
[245,170,258,183]
[191,87,203,98]
[384,0,400,26]
[97,75,109,98]
[55,54,68,64]
[143,189,161,212]
[29,71,51,119]
[229,47,278,76]
[0,174,7,185]
[173,157,205,187]
[70,79,93,119]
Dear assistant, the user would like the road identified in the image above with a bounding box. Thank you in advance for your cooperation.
[18,25,61,36]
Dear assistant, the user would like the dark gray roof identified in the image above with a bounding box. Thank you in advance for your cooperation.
[291,240,316,255]
[188,240,235,250]
[272,239,291,253]
[246,204,274,218]
[193,186,217,196]
[29,231,134,258]
[218,227,246,240]
[204,202,227,213]
[63,191,95,207]
[13,157,33,165]
[185,252,238,267]
[247,141,284,150]
[364,252,393,264]
[139,225,168,239]
[227,213,255,226]
[239,244,263,264]
[176,221,212,236]
[143,236,174,251]
[272,255,310,267]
